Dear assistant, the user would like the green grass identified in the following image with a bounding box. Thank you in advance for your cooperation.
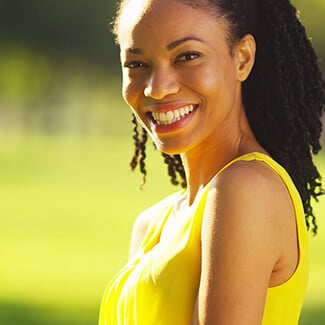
[0,134,324,324]
[0,134,174,324]
[0,2,324,323]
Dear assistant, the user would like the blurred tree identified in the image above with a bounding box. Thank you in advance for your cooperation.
[0,0,323,135]
[0,0,119,70]
[293,0,325,72]
[0,0,323,72]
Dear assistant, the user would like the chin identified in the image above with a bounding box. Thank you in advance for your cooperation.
[155,143,188,156]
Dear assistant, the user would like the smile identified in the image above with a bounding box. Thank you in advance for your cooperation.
[150,105,197,125]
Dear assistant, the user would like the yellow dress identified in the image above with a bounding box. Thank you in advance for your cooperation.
[99,152,309,325]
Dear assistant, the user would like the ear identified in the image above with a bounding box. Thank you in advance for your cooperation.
[234,34,256,82]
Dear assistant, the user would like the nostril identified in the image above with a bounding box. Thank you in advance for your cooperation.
[143,81,179,100]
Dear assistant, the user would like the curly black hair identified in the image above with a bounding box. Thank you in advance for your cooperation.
[130,114,148,188]
[115,0,325,234]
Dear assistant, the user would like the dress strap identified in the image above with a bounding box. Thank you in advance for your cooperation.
[233,153,308,256]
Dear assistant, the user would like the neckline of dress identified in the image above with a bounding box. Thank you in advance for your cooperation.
[179,151,272,207]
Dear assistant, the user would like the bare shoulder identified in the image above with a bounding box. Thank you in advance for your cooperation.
[194,159,296,324]
[209,158,293,228]
[217,158,288,192]
[204,159,295,252]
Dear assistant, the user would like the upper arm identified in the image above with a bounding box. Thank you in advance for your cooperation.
[193,161,292,325]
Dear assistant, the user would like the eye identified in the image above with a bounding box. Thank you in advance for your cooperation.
[124,61,147,69]
[175,52,200,63]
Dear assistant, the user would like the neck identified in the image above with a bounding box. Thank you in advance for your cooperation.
[181,108,261,205]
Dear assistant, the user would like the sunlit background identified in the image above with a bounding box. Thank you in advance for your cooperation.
[0,1,324,324]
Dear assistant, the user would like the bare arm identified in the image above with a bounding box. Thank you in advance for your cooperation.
[192,160,297,324]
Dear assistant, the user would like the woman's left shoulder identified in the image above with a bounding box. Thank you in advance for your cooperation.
[195,159,297,324]
[205,158,295,243]
[213,157,290,205]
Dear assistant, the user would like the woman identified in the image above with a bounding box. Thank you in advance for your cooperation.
[99,0,324,324]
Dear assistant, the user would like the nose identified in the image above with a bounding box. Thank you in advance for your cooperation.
[144,67,179,100]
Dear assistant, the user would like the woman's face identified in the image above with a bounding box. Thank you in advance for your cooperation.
[118,0,246,155]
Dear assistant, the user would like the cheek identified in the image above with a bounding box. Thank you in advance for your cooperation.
[184,67,221,99]
[122,82,131,105]
[121,72,131,101]
[122,81,148,128]
[197,64,237,100]
[122,81,138,109]
[122,74,146,108]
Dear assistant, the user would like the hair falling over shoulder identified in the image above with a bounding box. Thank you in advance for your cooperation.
[241,0,325,235]
[117,0,325,234]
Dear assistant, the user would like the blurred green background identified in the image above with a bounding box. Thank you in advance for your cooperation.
[0,1,324,324]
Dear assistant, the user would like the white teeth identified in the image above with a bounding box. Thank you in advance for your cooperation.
[151,105,196,126]
[159,112,166,122]
[166,111,173,121]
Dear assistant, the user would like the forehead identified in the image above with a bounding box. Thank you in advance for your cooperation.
[117,0,151,34]
[117,0,219,47]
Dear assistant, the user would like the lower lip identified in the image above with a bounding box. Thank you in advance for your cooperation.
[149,107,198,134]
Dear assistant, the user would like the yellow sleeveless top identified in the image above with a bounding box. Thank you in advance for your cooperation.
[99,152,309,325]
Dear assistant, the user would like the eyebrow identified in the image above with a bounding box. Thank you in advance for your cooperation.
[166,36,204,51]
[126,36,204,55]
[127,47,144,55]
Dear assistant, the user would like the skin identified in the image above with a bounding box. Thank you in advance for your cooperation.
[118,0,299,324]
